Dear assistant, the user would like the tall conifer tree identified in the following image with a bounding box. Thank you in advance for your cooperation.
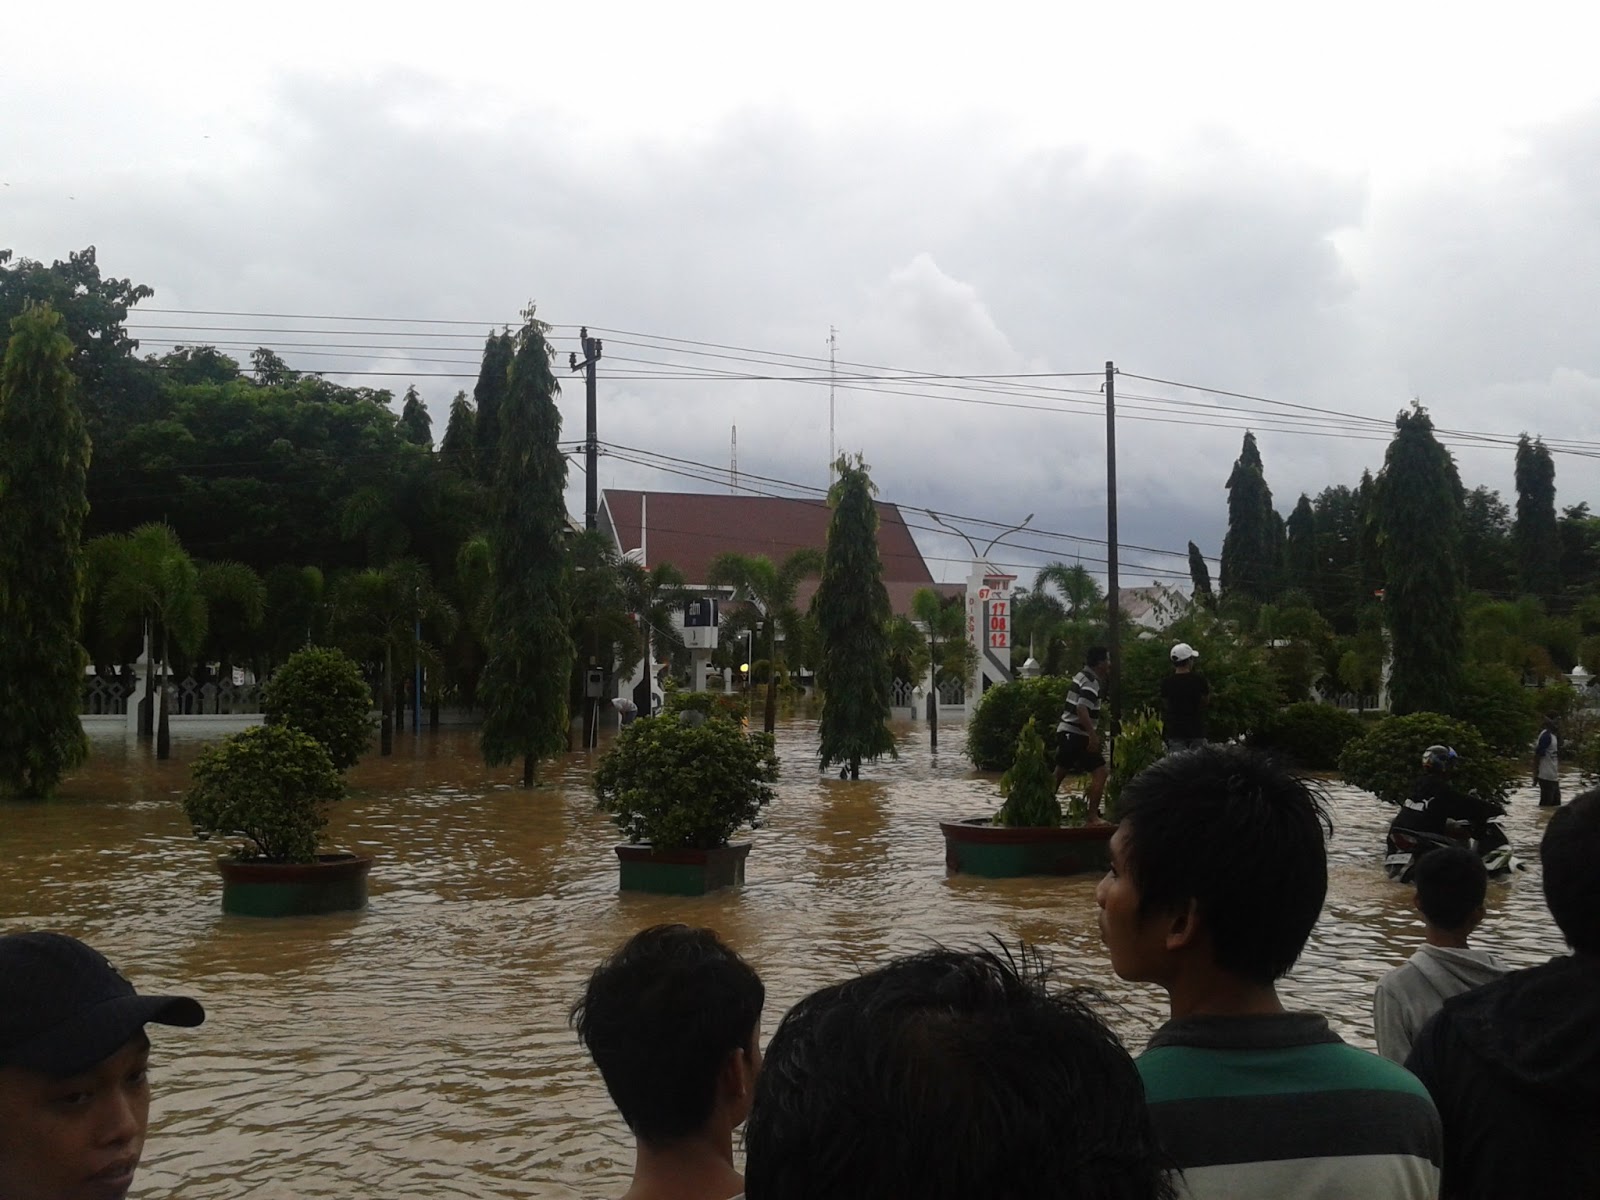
[0,305,91,796]
[1284,494,1320,600]
[439,391,476,474]
[398,385,433,447]
[1219,432,1281,604]
[1187,542,1213,606]
[479,313,574,786]
[814,454,896,780]
[472,330,514,479]
[1375,404,1465,714]
[1513,434,1561,599]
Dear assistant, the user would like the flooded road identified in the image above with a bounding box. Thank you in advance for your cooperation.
[0,721,1572,1198]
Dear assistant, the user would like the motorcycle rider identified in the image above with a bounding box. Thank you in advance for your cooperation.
[1385,745,1512,882]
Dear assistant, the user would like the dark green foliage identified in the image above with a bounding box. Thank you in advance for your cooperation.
[1450,662,1539,758]
[966,676,1071,771]
[472,330,514,478]
[1220,432,1282,604]
[1284,494,1320,598]
[398,385,433,448]
[1114,616,1280,742]
[478,316,575,785]
[1375,405,1466,715]
[1250,702,1367,770]
[1514,435,1561,598]
[1462,486,1516,597]
[1558,504,1600,596]
[262,646,375,771]
[664,688,747,723]
[1187,541,1213,605]
[183,724,345,863]
[1312,483,1367,633]
[814,455,897,778]
[1105,708,1165,817]
[707,548,822,735]
[0,304,91,796]
[1338,712,1515,807]
[439,391,477,474]
[995,719,1062,827]
[593,714,779,850]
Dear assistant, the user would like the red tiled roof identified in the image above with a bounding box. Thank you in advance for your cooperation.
[600,489,938,613]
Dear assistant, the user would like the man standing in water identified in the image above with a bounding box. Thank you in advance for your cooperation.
[0,931,206,1200]
[1534,714,1561,807]
[1159,642,1209,753]
[572,924,764,1200]
[1054,646,1111,823]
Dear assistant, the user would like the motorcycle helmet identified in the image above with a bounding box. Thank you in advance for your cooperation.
[1421,744,1458,772]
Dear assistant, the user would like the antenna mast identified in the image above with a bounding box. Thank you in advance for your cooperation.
[828,325,837,478]
[730,424,738,494]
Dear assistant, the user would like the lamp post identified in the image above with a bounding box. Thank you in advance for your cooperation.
[924,510,1036,560]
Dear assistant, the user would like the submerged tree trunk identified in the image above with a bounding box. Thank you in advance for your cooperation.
[380,648,394,756]
[522,752,534,787]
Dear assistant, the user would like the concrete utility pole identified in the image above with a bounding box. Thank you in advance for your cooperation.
[570,328,603,531]
[1105,361,1122,733]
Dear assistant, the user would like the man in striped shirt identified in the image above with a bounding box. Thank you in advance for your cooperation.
[1096,745,1442,1198]
[1055,646,1111,823]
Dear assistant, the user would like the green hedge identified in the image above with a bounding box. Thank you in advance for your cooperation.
[1250,702,1368,770]
[966,676,1071,771]
[1337,711,1515,807]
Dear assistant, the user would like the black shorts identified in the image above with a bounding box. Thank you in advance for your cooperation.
[1055,732,1106,774]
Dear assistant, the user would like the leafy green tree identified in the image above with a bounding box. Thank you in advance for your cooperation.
[149,345,241,385]
[814,454,897,779]
[0,304,91,797]
[1219,432,1282,604]
[708,548,822,735]
[1339,712,1514,807]
[262,564,325,666]
[1558,503,1600,596]
[1187,541,1213,606]
[1374,404,1465,715]
[995,718,1062,827]
[1312,484,1366,632]
[250,347,299,385]
[1284,494,1320,600]
[1514,434,1561,599]
[440,390,476,475]
[886,614,931,685]
[398,385,433,448]
[619,557,690,685]
[95,523,207,759]
[183,724,344,863]
[262,646,374,771]
[197,561,267,679]
[1461,486,1516,598]
[478,315,575,785]
[1036,561,1104,619]
[472,330,514,479]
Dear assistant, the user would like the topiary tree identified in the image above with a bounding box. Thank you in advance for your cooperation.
[182,724,345,863]
[262,646,375,771]
[965,675,1072,771]
[1338,712,1515,807]
[995,718,1062,827]
[594,715,779,851]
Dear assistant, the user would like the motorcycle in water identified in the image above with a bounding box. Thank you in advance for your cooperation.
[1385,812,1522,883]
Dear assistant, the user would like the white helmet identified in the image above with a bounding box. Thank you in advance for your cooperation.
[1170,642,1199,664]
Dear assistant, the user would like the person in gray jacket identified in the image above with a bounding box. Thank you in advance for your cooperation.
[1373,846,1508,1062]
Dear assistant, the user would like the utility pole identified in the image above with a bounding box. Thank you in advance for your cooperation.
[828,325,837,478]
[570,328,603,531]
[1105,361,1122,733]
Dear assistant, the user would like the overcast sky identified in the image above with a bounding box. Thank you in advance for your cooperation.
[7,1,1600,586]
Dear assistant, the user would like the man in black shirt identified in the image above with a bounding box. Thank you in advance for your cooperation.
[1160,643,1210,753]
[1385,745,1505,881]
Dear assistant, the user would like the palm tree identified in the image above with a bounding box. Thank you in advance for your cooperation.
[197,561,267,685]
[911,586,970,751]
[1036,562,1105,620]
[94,524,208,759]
[707,549,823,734]
[329,559,457,755]
[618,557,690,703]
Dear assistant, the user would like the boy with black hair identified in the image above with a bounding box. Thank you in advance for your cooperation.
[743,945,1174,1200]
[1097,744,1441,1199]
[1373,846,1507,1063]
[0,931,205,1200]
[1055,645,1112,822]
[1405,789,1600,1198]
[572,924,764,1200]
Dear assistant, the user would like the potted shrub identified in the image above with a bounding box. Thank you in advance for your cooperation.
[182,724,372,916]
[593,710,779,895]
[262,645,375,771]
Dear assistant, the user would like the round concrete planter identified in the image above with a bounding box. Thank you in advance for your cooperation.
[218,853,373,917]
[940,818,1113,878]
[614,842,751,896]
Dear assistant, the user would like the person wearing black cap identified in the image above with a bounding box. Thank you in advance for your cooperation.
[0,931,204,1200]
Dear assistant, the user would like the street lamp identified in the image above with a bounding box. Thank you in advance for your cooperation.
[924,510,1036,560]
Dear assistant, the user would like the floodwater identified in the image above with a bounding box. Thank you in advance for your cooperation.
[0,721,1572,1199]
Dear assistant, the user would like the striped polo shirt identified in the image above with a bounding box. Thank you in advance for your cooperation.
[1056,668,1101,735]
[1137,1013,1441,1199]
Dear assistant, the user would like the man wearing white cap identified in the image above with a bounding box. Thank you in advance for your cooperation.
[1161,643,1210,753]
[0,931,205,1200]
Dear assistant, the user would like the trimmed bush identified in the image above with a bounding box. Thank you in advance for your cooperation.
[594,714,779,851]
[263,646,375,771]
[664,688,748,724]
[183,724,345,863]
[995,718,1062,828]
[1251,702,1368,770]
[966,676,1071,771]
[1338,711,1515,807]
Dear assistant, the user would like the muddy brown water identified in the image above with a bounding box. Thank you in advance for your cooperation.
[0,722,1572,1198]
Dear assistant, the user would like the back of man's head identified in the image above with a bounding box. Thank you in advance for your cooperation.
[1118,744,1330,985]
[1542,790,1600,955]
[571,924,763,1143]
[1412,846,1488,931]
[1085,646,1109,669]
[744,947,1173,1200]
